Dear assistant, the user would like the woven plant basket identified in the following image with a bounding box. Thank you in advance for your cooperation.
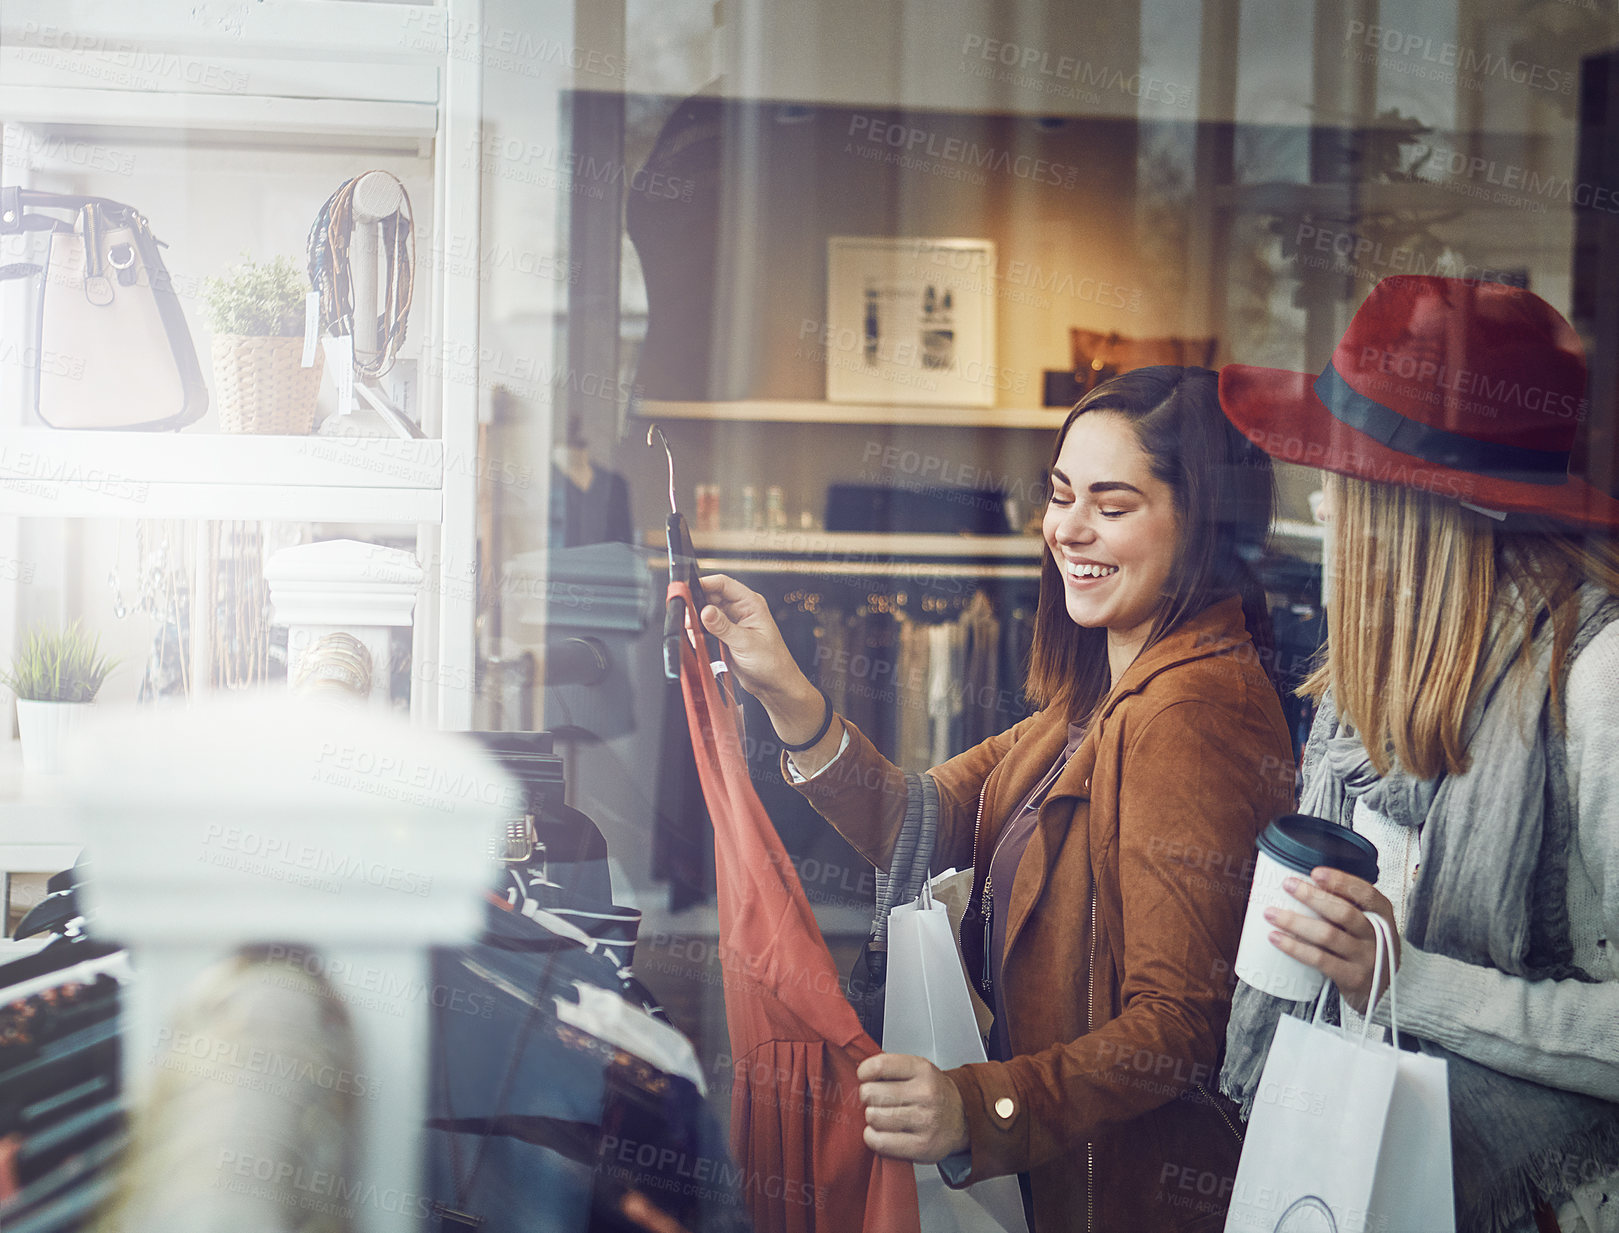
[211,335,324,435]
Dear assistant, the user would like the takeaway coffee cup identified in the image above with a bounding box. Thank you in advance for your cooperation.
[1233,813,1380,1001]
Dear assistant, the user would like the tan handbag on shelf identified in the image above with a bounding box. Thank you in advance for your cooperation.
[1,187,207,430]
[1069,328,1217,395]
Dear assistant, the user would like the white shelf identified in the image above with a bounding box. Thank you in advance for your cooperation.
[1,1,448,65]
[0,86,438,143]
[639,398,1069,429]
[0,483,441,522]
[0,430,444,521]
[0,743,81,874]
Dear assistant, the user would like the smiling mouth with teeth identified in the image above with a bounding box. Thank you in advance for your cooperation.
[1068,562,1120,579]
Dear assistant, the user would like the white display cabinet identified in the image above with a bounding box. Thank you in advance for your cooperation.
[0,0,485,730]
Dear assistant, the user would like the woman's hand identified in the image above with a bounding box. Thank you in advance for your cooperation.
[857,1053,969,1163]
[698,574,826,739]
[1266,868,1401,1016]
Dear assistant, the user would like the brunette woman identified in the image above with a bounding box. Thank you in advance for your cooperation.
[1219,276,1619,1233]
[701,366,1293,1232]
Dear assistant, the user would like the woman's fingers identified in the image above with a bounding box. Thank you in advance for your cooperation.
[1267,929,1361,993]
[698,601,735,638]
[1271,870,1400,1014]
[864,1126,927,1160]
[1265,905,1361,962]
[858,1054,969,1162]
[864,1103,926,1133]
[1309,867,1383,910]
[698,573,763,620]
[697,572,748,604]
[859,1079,916,1109]
[858,1052,922,1107]
[1284,876,1373,936]
[1303,869,1403,968]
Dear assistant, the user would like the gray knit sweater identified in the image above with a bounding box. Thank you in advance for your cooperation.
[1353,622,1619,1232]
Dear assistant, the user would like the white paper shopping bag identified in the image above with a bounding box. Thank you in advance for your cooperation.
[1224,1012,1399,1233]
[1365,916,1455,1233]
[1226,915,1403,1233]
[1365,1044,1453,1232]
[885,880,1028,1233]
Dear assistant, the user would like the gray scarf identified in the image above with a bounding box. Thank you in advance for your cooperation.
[1220,589,1619,1233]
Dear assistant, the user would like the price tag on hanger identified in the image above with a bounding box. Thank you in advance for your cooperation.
[301,292,320,367]
[322,334,355,414]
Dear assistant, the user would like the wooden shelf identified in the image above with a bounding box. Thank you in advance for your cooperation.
[639,399,1069,430]
[1211,180,1465,216]
[685,529,1043,558]
[650,524,1320,576]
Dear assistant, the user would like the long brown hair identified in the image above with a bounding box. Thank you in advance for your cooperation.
[1303,472,1619,778]
[1024,366,1278,719]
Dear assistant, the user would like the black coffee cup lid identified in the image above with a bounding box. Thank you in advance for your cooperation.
[1257,813,1380,883]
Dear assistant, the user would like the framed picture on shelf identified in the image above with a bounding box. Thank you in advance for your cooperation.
[824,237,998,407]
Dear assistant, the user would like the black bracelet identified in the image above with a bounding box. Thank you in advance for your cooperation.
[777,687,835,752]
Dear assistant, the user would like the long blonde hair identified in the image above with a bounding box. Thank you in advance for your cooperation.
[1303,473,1619,779]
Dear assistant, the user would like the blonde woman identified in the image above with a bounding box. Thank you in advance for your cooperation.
[1219,275,1619,1233]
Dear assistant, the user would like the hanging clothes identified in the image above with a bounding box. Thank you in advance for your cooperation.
[427,896,749,1233]
[925,620,965,767]
[894,619,932,773]
[666,580,921,1233]
[959,591,1002,751]
[839,607,901,760]
[0,938,128,1233]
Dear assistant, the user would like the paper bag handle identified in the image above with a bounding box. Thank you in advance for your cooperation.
[1307,910,1400,1049]
[1366,912,1400,1050]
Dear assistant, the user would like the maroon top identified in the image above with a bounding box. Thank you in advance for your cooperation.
[987,722,1086,1060]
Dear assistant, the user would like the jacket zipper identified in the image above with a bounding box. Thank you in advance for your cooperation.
[978,754,1067,1001]
[968,784,992,998]
[1194,1081,1244,1146]
[1086,882,1096,1233]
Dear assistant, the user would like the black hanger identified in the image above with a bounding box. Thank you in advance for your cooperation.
[14,891,80,942]
[647,425,733,702]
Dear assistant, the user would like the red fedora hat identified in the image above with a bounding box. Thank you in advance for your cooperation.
[1219,275,1619,528]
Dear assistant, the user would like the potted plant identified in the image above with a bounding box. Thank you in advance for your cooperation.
[3,622,119,774]
[203,254,324,435]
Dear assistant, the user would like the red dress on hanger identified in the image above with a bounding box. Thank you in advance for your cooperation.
[667,581,920,1233]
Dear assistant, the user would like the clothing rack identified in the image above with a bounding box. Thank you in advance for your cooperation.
[1,952,130,1006]
[0,931,127,1233]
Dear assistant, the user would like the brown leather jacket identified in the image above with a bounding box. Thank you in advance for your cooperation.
[790,596,1294,1231]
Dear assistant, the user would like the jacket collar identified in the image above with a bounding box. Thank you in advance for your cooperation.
[1097,595,1255,722]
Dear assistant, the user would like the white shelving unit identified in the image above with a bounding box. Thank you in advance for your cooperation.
[0,0,483,730]
[0,743,79,934]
